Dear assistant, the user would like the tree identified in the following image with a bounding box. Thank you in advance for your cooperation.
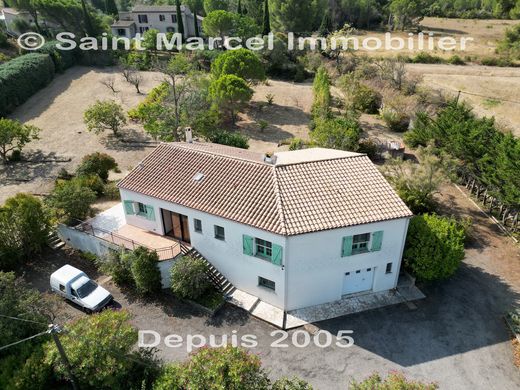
[76,152,119,182]
[262,0,270,35]
[389,0,425,30]
[176,0,185,37]
[84,100,127,136]
[128,247,162,295]
[211,48,265,84]
[404,214,466,282]
[383,145,454,214]
[0,193,50,264]
[237,0,243,14]
[202,10,235,39]
[45,309,160,388]
[106,0,118,15]
[46,178,97,223]
[0,118,40,163]
[154,346,270,389]
[310,115,361,151]
[203,0,228,13]
[209,74,254,124]
[170,255,211,300]
[350,372,438,389]
[272,377,314,390]
[311,67,331,118]
[10,0,42,32]
[270,0,316,32]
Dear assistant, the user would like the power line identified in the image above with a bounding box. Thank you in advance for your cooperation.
[428,80,520,105]
[0,330,49,352]
[0,313,49,326]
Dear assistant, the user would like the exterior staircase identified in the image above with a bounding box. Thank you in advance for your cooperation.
[48,230,66,250]
[184,248,236,296]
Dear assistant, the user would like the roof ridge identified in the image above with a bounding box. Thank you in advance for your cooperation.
[273,153,367,168]
[166,142,269,166]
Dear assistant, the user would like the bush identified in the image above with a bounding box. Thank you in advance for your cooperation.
[97,250,134,287]
[0,30,8,48]
[84,100,127,136]
[447,55,466,65]
[34,41,77,72]
[479,56,515,67]
[46,178,97,223]
[311,115,362,151]
[0,53,55,116]
[411,52,444,64]
[76,152,119,182]
[127,247,162,295]
[207,130,249,149]
[404,214,466,282]
[379,107,410,132]
[311,67,331,118]
[154,346,270,390]
[103,182,121,200]
[289,138,306,151]
[350,372,438,389]
[74,174,105,196]
[0,194,50,270]
[358,138,380,160]
[170,255,211,300]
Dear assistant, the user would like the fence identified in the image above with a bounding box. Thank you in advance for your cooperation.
[458,170,519,234]
[73,221,190,261]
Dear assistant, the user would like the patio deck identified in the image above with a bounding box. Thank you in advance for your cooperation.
[80,204,188,261]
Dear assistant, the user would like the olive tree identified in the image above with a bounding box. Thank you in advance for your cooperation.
[0,118,40,163]
[84,100,127,136]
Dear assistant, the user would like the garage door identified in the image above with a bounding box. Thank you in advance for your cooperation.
[342,268,374,295]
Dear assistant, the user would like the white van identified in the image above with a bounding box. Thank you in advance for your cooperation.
[50,264,113,313]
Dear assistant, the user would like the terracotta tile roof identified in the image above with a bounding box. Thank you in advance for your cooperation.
[118,143,412,236]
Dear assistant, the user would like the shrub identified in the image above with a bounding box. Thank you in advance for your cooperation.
[358,138,380,160]
[447,55,466,65]
[170,255,211,300]
[128,247,162,295]
[34,41,77,72]
[289,138,306,151]
[97,250,134,287]
[84,100,127,136]
[404,214,466,282]
[311,67,331,118]
[76,152,119,182]
[379,107,410,132]
[0,194,50,264]
[411,52,444,64]
[207,130,249,149]
[46,178,97,223]
[350,372,438,389]
[103,182,121,200]
[154,346,270,389]
[479,56,515,67]
[310,115,362,151]
[0,30,8,48]
[0,53,55,116]
[74,174,105,196]
[272,376,314,389]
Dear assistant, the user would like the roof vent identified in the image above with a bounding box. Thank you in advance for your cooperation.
[193,172,204,182]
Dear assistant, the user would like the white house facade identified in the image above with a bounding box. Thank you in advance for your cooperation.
[111,5,202,38]
[117,142,413,311]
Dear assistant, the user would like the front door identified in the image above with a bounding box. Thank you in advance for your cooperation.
[161,210,191,244]
[342,268,374,295]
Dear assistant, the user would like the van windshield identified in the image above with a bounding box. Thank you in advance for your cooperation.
[77,280,98,298]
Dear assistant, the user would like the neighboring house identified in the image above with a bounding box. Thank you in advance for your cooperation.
[111,5,202,39]
[117,140,413,312]
[1,8,33,36]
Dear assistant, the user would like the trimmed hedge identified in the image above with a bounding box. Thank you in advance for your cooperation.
[35,41,77,72]
[0,53,55,116]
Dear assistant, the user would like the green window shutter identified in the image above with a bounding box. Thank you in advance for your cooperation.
[145,205,156,221]
[271,244,283,266]
[371,231,384,252]
[242,235,254,256]
[342,236,353,257]
[124,201,134,215]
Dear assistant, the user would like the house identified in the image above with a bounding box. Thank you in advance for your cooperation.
[110,5,202,39]
[1,8,33,36]
[116,140,413,312]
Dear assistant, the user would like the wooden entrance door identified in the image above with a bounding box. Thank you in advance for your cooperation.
[161,210,191,244]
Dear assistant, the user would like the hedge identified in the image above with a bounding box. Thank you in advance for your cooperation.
[35,41,77,72]
[0,53,55,116]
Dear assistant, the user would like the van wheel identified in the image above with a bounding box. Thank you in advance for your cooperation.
[84,308,93,314]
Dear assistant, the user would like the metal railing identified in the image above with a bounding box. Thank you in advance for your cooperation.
[73,220,190,261]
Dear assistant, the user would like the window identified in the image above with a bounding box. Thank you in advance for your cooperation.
[386,263,393,274]
[258,277,275,291]
[136,202,147,216]
[166,27,175,33]
[139,26,149,34]
[171,14,177,23]
[59,284,65,292]
[159,14,165,21]
[138,14,148,23]
[117,29,126,36]
[194,218,202,233]
[71,288,78,297]
[214,225,225,240]
[255,238,272,259]
[352,233,370,254]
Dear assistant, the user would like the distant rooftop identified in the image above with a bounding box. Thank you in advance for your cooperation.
[131,5,188,13]
[274,148,363,166]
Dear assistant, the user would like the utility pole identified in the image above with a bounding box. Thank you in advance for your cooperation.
[456,90,461,103]
[48,324,80,390]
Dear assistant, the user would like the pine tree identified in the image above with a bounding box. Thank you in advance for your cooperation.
[318,10,332,36]
[262,0,270,36]
[176,0,185,38]
[106,0,118,16]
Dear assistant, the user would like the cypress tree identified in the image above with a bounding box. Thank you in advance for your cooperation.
[193,6,200,37]
[176,0,185,38]
[106,0,118,16]
[237,0,242,14]
[262,0,270,36]
[80,0,96,37]
[318,10,332,36]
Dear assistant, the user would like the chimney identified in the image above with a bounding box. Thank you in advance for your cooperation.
[185,127,193,143]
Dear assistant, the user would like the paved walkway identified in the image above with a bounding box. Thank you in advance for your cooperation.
[228,286,425,329]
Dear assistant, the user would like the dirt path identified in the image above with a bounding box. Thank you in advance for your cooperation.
[437,183,520,290]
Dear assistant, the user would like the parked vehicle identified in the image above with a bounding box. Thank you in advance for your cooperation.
[50,264,113,313]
